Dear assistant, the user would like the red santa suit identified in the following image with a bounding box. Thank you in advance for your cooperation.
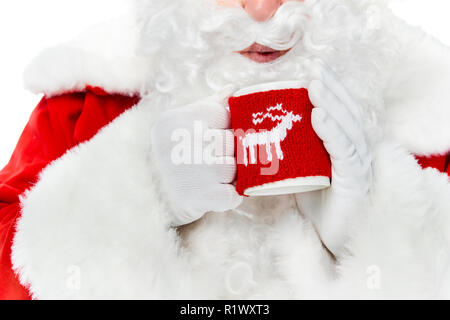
[0,9,449,299]
[0,89,139,299]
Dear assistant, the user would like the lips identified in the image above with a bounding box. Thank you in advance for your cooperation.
[239,43,290,63]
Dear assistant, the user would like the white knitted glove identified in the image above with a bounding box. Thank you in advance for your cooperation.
[152,87,243,226]
[296,60,373,258]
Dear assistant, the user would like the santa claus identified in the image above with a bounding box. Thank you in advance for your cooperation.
[0,0,449,300]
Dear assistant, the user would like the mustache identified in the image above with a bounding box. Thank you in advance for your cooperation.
[198,1,309,52]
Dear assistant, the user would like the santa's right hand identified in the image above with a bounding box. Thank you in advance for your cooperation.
[151,91,243,227]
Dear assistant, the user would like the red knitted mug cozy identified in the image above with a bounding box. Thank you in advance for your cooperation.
[228,85,331,196]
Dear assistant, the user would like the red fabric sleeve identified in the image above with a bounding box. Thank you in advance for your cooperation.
[0,88,139,300]
[447,157,450,176]
[416,153,450,177]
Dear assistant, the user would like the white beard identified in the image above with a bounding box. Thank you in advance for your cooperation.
[136,0,400,138]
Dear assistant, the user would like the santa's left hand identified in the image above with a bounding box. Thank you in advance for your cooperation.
[295,59,372,258]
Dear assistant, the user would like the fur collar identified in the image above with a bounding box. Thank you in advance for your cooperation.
[23,15,152,97]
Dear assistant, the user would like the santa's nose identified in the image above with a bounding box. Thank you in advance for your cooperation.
[242,0,283,22]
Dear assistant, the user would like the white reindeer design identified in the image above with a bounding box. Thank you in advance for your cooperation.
[239,103,302,166]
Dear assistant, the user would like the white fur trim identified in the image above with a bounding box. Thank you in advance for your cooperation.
[335,144,450,299]
[11,96,209,299]
[11,94,450,299]
[384,23,450,156]
[23,16,152,97]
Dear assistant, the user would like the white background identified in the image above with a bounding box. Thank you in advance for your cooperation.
[0,0,449,166]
